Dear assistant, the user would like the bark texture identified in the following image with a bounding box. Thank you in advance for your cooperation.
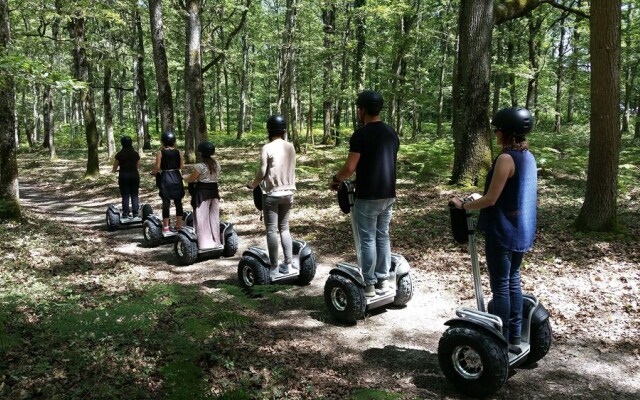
[148,0,174,135]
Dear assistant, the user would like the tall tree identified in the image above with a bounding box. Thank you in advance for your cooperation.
[0,0,20,219]
[71,10,100,177]
[237,28,249,140]
[450,0,493,185]
[148,0,174,135]
[321,2,336,144]
[183,0,207,163]
[575,0,622,231]
[134,10,150,150]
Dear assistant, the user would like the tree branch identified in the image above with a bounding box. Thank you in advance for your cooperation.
[202,0,251,74]
[495,0,589,25]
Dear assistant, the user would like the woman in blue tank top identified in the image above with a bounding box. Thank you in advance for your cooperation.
[450,107,537,350]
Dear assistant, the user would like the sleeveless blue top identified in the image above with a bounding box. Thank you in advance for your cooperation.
[477,150,537,252]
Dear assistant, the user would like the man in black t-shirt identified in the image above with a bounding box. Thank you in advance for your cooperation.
[330,90,399,297]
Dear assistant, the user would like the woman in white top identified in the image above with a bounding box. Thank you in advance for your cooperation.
[248,115,296,275]
[183,141,222,249]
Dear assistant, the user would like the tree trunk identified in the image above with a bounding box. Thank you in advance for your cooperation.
[553,14,566,133]
[32,84,40,146]
[104,65,115,160]
[224,64,230,136]
[575,0,622,232]
[506,30,517,106]
[333,4,352,147]
[0,0,19,219]
[450,0,493,186]
[567,1,583,123]
[621,4,633,133]
[216,64,224,131]
[526,16,542,111]
[282,0,299,150]
[351,0,366,128]
[135,11,151,150]
[492,31,503,116]
[183,0,207,162]
[117,68,125,128]
[321,4,335,144]
[72,12,100,177]
[237,28,249,140]
[148,0,174,135]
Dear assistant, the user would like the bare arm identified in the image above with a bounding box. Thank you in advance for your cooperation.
[335,152,360,181]
[451,153,515,210]
[112,158,119,173]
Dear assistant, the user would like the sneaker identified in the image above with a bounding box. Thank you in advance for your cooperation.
[377,279,390,293]
[162,227,171,234]
[364,284,376,298]
[278,263,290,274]
[269,266,280,278]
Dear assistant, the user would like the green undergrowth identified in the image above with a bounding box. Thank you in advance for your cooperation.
[0,212,310,399]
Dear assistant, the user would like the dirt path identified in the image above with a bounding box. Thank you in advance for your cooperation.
[18,178,640,399]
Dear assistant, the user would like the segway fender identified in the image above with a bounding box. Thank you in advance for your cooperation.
[292,239,312,259]
[108,204,119,214]
[242,248,271,268]
[328,265,365,287]
[531,302,550,326]
[220,222,233,237]
[444,318,507,345]
[391,253,410,276]
[147,214,163,228]
[179,226,197,242]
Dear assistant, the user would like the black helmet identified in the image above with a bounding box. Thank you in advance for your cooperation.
[120,136,133,148]
[197,141,215,158]
[356,90,384,116]
[491,107,533,136]
[266,114,286,133]
[161,131,176,146]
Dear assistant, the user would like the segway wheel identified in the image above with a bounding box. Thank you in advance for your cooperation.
[141,204,153,221]
[297,253,316,285]
[222,229,239,257]
[106,209,120,231]
[524,318,552,365]
[393,272,414,307]
[143,220,162,247]
[175,234,198,266]
[324,274,365,324]
[238,256,268,289]
[438,326,509,398]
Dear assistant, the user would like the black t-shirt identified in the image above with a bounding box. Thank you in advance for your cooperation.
[348,121,399,199]
[160,148,181,170]
[115,148,140,176]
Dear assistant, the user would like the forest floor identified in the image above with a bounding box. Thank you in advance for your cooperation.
[1,136,639,399]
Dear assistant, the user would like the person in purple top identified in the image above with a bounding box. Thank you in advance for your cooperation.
[450,107,537,351]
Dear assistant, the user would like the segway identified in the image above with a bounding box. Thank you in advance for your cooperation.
[237,186,317,289]
[323,181,413,324]
[437,203,552,398]
[142,210,193,247]
[106,203,153,231]
[174,222,239,265]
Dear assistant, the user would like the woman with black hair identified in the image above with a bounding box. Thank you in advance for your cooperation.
[450,107,537,353]
[183,141,222,249]
[112,136,141,218]
[151,131,185,233]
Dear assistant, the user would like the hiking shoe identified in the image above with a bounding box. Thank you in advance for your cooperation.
[364,285,376,297]
[278,263,290,274]
[377,279,390,293]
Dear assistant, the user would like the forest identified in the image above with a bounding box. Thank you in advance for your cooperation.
[0,0,639,399]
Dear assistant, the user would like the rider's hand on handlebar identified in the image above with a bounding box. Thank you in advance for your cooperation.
[448,196,463,209]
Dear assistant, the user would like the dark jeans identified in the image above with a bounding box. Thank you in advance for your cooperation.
[485,234,524,343]
[118,175,140,216]
[161,196,183,219]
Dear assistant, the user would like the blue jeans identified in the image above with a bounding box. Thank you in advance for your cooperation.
[353,198,395,286]
[485,234,524,343]
[263,195,293,267]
